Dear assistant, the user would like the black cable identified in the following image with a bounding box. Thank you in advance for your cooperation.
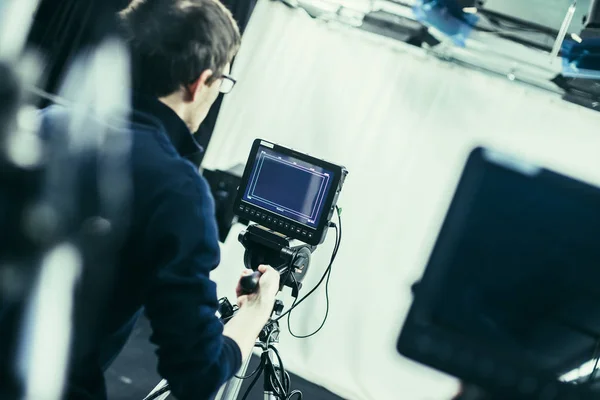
[283,370,291,394]
[265,327,278,347]
[286,274,300,330]
[268,371,286,399]
[284,207,342,337]
[262,346,286,398]
[240,359,265,400]
[234,343,265,379]
[287,260,333,338]
[275,206,342,323]
[278,224,336,323]
[285,279,299,316]
[287,390,303,400]
[264,352,302,400]
[268,345,287,391]
[235,364,262,380]
[236,327,279,379]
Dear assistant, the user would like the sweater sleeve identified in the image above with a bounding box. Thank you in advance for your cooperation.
[141,170,242,400]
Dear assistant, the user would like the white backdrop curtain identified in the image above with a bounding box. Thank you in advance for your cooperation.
[203,1,600,399]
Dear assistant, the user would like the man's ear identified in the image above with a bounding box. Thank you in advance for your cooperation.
[185,69,213,102]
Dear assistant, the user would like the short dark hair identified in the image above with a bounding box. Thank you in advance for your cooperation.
[119,0,241,97]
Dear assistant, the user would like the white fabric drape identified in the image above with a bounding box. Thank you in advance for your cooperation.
[203,2,600,399]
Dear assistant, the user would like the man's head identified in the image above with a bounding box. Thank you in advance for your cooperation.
[119,0,241,132]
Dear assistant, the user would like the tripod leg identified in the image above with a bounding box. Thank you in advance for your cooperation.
[264,390,279,400]
[213,351,253,400]
[263,346,281,400]
[144,379,170,400]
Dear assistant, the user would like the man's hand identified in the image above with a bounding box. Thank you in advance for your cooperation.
[235,265,280,318]
[223,265,280,362]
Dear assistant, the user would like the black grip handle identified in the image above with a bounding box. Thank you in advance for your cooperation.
[240,271,261,294]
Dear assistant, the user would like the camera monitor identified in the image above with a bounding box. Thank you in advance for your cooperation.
[398,148,600,399]
[234,139,347,246]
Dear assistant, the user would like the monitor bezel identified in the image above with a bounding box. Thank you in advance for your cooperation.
[233,139,344,246]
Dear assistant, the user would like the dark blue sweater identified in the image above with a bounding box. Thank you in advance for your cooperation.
[0,96,241,400]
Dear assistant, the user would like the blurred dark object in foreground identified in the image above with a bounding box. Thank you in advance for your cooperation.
[26,0,130,106]
[0,162,45,400]
[0,62,21,139]
[398,148,600,399]
[203,164,247,243]
[0,61,44,399]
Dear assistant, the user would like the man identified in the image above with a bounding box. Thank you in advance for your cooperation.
[29,0,279,399]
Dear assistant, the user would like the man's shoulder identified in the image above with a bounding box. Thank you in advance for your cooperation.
[130,130,207,196]
[138,155,210,202]
[39,104,207,195]
[129,137,213,222]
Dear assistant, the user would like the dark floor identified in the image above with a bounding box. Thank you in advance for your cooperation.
[106,315,344,400]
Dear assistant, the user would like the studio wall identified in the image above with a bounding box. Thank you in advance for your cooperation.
[203,1,600,398]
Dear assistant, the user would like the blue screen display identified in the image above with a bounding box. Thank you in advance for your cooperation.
[242,146,334,228]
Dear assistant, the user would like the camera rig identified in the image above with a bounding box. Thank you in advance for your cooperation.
[144,140,347,400]
[234,139,346,295]
[221,140,346,400]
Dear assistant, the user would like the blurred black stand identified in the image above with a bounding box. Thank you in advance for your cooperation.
[0,61,42,400]
[27,0,130,106]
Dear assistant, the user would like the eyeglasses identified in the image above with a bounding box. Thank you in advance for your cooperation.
[218,74,237,94]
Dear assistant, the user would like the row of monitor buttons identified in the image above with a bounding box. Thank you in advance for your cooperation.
[239,206,314,239]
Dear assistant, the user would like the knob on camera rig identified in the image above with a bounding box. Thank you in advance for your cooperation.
[238,224,316,296]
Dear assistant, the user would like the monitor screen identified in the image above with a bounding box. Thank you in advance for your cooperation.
[427,155,600,378]
[242,145,334,229]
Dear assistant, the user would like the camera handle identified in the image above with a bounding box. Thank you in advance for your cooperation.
[238,224,315,295]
